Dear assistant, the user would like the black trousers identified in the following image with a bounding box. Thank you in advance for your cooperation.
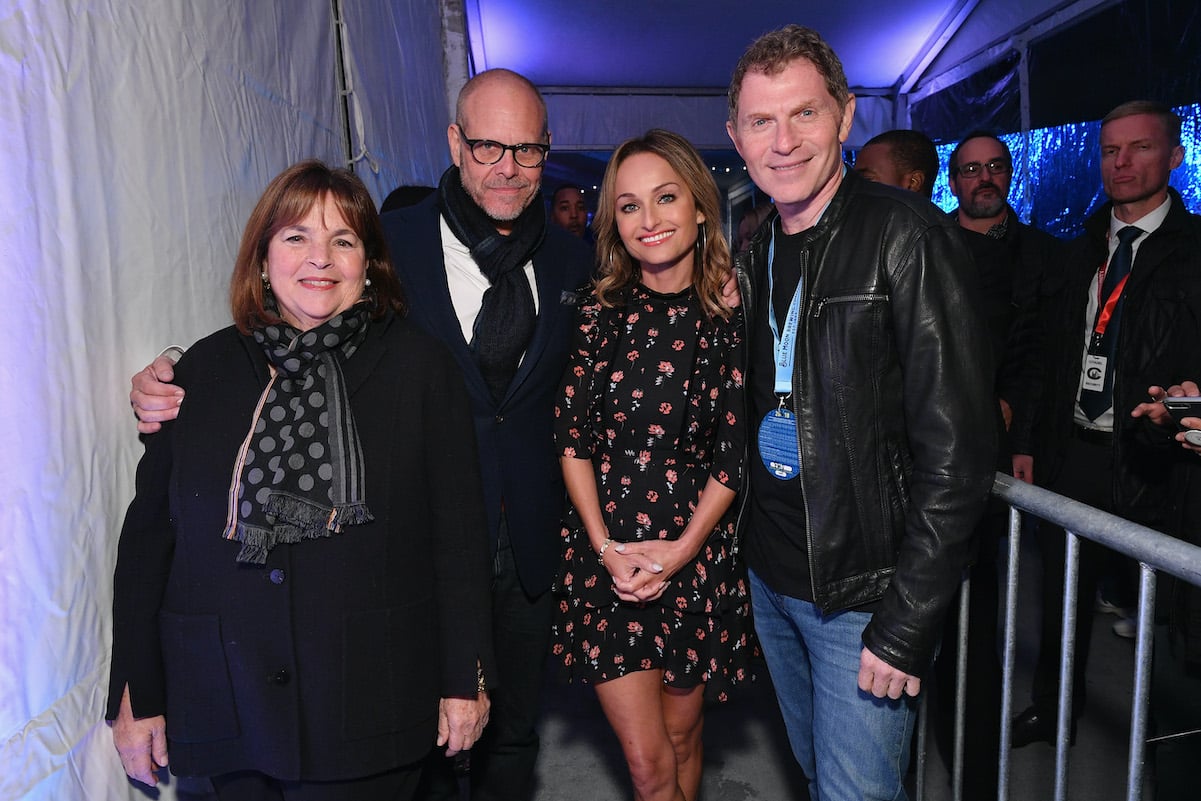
[418,524,554,801]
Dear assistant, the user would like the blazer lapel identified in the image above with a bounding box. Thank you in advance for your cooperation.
[392,203,493,403]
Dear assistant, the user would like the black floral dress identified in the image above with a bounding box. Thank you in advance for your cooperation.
[551,284,757,700]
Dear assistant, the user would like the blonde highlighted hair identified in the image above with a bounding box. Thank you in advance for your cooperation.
[592,129,733,320]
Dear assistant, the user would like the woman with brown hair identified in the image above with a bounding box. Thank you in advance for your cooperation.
[551,130,756,801]
[107,160,493,800]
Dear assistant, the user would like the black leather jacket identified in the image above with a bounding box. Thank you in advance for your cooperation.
[735,171,996,674]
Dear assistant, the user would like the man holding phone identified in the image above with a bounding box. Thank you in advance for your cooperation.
[1132,380,1201,795]
[1013,100,1201,747]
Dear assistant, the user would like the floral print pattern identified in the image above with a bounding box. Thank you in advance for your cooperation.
[551,284,757,699]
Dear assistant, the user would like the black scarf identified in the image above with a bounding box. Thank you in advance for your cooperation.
[221,306,374,564]
[437,165,543,403]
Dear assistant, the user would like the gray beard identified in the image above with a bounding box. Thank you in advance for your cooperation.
[961,194,1006,219]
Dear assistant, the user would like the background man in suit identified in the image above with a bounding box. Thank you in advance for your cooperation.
[1013,100,1201,748]
[129,68,593,801]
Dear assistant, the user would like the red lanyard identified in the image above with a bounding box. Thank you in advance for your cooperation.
[1093,269,1129,338]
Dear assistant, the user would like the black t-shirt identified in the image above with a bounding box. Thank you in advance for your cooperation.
[744,224,814,601]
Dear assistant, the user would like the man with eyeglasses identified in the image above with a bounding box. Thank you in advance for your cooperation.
[388,68,593,800]
[939,132,1062,791]
[948,132,1061,469]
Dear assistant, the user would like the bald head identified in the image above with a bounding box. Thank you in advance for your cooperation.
[448,69,550,233]
[456,69,548,138]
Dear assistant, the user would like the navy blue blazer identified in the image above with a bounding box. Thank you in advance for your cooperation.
[382,194,593,594]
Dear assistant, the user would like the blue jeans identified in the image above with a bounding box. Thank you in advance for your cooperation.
[749,569,915,801]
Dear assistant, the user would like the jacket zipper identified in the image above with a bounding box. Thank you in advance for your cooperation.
[812,293,888,317]
[793,249,819,604]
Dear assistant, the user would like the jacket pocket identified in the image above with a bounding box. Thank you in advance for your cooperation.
[342,602,438,740]
[812,293,891,390]
[158,610,240,743]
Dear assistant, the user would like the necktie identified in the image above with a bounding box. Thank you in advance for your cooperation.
[1079,225,1142,421]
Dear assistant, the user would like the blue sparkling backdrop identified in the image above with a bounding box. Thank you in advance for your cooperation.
[930,104,1201,240]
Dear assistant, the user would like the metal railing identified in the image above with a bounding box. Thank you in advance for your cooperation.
[919,471,1201,801]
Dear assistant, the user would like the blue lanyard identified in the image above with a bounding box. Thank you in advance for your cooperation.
[764,176,841,398]
[767,228,803,397]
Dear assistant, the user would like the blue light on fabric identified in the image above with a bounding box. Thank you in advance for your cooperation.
[930,103,1201,239]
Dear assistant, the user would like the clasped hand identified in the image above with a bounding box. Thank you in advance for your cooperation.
[604,539,691,603]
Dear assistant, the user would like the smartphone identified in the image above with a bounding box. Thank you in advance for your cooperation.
[1162,396,1201,424]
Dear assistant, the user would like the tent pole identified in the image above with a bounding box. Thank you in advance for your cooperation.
[441,0,470,123]
[330,0,355,171]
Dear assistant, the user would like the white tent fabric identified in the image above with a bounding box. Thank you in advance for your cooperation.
[0,2,449,798]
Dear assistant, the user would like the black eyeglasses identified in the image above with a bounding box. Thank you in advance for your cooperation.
[954,159,1012,178]
[456,126,549,168]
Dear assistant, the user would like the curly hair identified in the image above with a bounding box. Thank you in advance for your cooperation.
[592,129,733,320]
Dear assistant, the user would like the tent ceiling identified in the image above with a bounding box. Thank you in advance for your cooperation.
[463,0,1083,201]
[464,0,1076,94]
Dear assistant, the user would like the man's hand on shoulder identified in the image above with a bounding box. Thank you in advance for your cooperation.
[130,354,184,434]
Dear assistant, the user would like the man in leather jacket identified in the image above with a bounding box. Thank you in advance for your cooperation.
[725,25,995,800]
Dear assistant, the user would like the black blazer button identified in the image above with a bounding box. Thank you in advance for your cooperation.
[494,414,504,423]
[269,668,291,685]
[269,569,286,584]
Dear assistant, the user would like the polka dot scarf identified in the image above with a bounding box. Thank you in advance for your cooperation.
[221,306,374,564]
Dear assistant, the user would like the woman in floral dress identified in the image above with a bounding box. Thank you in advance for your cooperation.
[552,129,755,801]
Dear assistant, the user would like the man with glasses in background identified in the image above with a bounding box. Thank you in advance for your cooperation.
[948,131,1059,480]
[941,132,1061,790]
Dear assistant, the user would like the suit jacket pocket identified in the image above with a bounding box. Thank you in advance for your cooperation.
[158,610,240,743]
[343,602,438,740]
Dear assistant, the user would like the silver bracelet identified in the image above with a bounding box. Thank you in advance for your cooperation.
[597,537,613,564]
